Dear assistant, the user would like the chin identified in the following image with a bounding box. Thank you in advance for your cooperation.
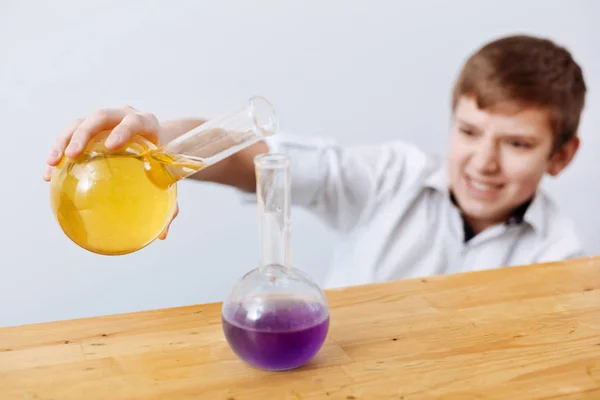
[452,185,510,222]
[455,188,531,226]
[450,170,537,225]
[464,207,505,223]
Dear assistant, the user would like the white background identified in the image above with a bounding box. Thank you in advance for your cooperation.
[1,0,598,327]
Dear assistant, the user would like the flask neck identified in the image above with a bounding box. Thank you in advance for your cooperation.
[157,96,278,181]
[255,153,291,271]
[144,150,206,188]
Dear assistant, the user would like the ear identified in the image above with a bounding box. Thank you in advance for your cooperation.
[547,136,580,176]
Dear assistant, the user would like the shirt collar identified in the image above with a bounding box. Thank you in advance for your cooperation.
[423,159,546,236]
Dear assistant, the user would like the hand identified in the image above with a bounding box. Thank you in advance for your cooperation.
[44,105,179,239]
[44,105,162,180]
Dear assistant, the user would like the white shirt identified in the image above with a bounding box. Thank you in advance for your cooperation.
[245,133,585,289]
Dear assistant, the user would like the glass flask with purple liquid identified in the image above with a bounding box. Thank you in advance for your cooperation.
[221,153,330,371]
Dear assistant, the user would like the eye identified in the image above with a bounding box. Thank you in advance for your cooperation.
[507,139,533,149]
[459,127,476,136]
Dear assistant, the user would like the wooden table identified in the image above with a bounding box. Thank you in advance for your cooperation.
[1,257,599,399]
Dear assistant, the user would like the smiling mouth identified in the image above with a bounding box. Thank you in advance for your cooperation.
[465,176,504,197]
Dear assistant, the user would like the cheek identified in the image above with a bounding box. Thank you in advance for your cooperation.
[447,148,463,184]
[501,152,547,189]
[448,133,469,169]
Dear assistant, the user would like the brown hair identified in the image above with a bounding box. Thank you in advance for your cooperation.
[452,34,587,152]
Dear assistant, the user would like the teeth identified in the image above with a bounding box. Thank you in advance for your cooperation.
[470,180,496,191]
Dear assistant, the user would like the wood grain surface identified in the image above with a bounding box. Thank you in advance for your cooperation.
[1,257,599,399]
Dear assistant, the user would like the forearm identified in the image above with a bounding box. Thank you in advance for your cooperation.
[159,118,268,192]
[159,118,207,143]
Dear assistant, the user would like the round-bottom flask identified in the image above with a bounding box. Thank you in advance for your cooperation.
[221,154,330,371]
[49,132,178,256]
[49,96,278,256]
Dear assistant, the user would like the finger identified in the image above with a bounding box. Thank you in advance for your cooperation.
[137,112,161,146]
[105,112,160,150]
[43,166,53,182]
[46,118,84,166]
[65,109,128,158]
[120,104,138,112]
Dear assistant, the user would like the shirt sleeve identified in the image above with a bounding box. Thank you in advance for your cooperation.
[240,132,430,233]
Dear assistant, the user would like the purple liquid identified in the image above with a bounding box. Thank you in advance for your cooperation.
[222,298,329,371]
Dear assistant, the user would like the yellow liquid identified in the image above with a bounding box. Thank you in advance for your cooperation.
[49,134,204,255]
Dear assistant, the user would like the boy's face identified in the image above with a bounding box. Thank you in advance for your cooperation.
[447,95,578,232]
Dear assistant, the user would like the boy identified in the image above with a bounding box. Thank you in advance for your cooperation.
[43,34,587,288]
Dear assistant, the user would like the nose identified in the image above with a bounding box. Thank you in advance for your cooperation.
[470,139,499,174]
